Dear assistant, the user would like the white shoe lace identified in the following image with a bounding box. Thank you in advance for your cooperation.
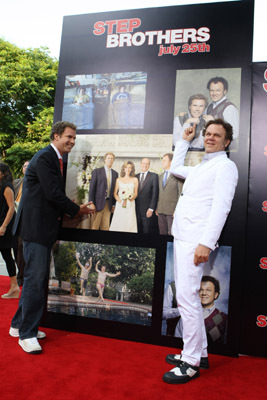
[28,337,39,345]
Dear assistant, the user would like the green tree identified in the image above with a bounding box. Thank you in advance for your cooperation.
[5,107,53,174]
[54,242,156,303]
[75,242,156,282]
[0,39,58,173]
[127,271,154,304]
[53,242,77,282]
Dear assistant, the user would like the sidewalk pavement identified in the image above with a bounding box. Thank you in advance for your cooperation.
[0,254,9,276]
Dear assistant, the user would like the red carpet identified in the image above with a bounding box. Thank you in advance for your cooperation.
[0,275,266,400]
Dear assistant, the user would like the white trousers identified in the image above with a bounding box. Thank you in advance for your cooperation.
[173,239,208,366]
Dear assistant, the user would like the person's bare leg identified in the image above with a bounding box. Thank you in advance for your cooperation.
[100,286,105,302]
[96,284,104,301]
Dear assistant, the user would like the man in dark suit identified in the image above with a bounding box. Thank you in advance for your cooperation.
[89,152,118,230]
[156,153,181,235]
[136,158,159,233]
[10,121,92,354]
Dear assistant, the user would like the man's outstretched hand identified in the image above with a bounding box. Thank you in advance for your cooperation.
[78,202,95,216]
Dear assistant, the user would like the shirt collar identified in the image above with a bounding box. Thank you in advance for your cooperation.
[202,151,225,161]
[202,304,216,318]
[50,143,62,160]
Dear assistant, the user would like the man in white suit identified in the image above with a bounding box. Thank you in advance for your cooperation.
[163,118,238,384]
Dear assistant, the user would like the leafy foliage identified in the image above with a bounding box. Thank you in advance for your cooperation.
[53,242,156,304]
[128,271,154,304]
[5,107,53,174]
[75,242,155,282]
[0,39,58,175]
[53,242,77,282]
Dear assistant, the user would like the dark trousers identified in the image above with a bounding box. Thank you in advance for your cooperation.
[15,237,25,282]
[158,214,173,235]
[136,211,151,234]
[11,241,51,339]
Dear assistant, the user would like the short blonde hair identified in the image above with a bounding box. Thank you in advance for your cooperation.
[104,152,115,160]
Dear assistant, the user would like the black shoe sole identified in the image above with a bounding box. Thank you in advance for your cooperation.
[162,371,200,384]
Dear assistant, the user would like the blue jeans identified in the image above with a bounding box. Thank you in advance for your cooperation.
[11,241,51,339]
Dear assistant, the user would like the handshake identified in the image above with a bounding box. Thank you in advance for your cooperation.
[77,201,96,216]
[62,201,95,228]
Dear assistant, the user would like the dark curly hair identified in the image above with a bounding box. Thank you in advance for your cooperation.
[201,275,220,296]
[207,76,228,91]
[0,162,13,190]
[50,121,77,140]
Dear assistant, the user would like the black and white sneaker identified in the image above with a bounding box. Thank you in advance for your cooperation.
[163,361,200,384]
[166,354,209,369]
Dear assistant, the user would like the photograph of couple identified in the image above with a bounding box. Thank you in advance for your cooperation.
[64,142,180,236]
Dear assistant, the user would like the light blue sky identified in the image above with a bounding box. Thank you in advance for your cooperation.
[0,0,265,61]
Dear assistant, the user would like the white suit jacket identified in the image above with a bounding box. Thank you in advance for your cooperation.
[170,140,238,250]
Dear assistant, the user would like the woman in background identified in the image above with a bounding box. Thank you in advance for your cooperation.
[0,162,19,298]
[109,161,138,233]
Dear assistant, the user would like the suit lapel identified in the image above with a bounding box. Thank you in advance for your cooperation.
[111,169,117,191]
[111,169,117,180]
[164,172,172,188]
[159,173,163,187]
[139,171,150,192]
[101,167,107,191]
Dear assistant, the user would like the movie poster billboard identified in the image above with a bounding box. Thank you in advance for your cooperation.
[44,1,254,355]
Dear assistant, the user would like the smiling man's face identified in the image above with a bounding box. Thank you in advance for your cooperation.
[209,82,226,103]
[53,127,76,155]
[204,124,230,153]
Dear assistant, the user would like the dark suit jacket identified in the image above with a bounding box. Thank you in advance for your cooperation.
[136,171,159,215]
[13,145,80,248]
[89,167,118,211]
